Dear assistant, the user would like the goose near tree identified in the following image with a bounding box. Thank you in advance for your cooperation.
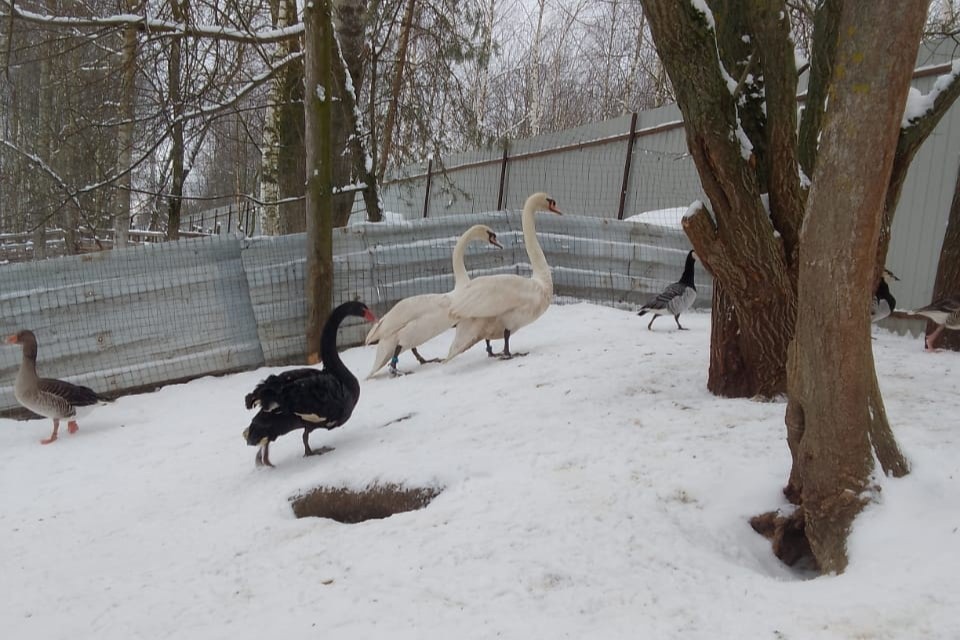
[243,301,377,467]
[637,250,698,330]
[871,270,899,323]
[444,192,563,361]
[365,224,503,378]
[910,294,960,351]
[4,329,112,445]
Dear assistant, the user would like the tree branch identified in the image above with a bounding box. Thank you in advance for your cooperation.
[0,0,303,44]
[797,0,841,178]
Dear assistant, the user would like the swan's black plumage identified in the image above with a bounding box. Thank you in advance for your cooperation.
[243,301,376,467]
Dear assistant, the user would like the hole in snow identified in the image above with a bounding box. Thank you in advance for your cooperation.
[290,484,442,523]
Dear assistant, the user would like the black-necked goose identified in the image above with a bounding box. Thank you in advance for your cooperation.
[910,294,960,350]
[243,301,377,467]
[871,270,899,323]
[638,250,698,330]
[5,329,111,444]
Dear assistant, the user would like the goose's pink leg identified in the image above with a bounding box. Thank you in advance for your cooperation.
[41,420,60,445]
[925,325,945,351]
[67,420,79,434]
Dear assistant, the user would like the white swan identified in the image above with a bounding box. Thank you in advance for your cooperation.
[445,192,562,361]
[365,224,502,377]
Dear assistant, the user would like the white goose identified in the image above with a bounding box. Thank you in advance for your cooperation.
[365,224,503,377]
[445,192,562,361]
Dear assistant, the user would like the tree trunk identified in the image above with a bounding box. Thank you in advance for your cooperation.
[258,0,295,236]
[304,0,335,363]
[784,0,923,574]
[330,23,384,223]
[707,279,757,398]
[376,0,416,182]
[642,2,797,397]
[115,1,139,247]
[330,0,371,226]
[166,0,187,241]
[277,41,307,235]
[527,0,546,136]
[927,162,960,350]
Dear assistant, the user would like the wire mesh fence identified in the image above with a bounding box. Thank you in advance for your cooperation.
[0,210,707,415]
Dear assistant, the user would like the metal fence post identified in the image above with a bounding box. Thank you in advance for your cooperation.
[422,156,433,218]
[497,144,509,210]
[617,112,639,220]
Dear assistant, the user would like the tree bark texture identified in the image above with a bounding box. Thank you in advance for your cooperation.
[927,163,960,350]
[304,0,335,363]
[785,0,924,574]
[643,0,797,398]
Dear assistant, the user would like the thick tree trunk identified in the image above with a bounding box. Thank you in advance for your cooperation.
[784,0,923,574]
[707,279,757,398]
[927,163,960,350]
[304,0,335,363]
[643,1,797,398]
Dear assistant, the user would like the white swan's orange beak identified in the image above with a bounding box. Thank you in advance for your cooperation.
[547,199,563,215]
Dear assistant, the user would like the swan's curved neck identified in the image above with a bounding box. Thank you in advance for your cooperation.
[521,205,551,289]
[451,232,474,289]
[321,306,359,393]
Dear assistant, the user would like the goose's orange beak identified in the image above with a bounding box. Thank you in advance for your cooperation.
[4,335,17,345]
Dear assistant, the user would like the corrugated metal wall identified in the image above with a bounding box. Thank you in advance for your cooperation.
[379,103,703,223]
[0,212,703,415]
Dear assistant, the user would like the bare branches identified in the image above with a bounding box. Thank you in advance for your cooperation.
[0,0,303,44]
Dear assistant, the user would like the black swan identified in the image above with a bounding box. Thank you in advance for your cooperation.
[4,329,111,444]
[637,250,698,330]
[242,301,377,467]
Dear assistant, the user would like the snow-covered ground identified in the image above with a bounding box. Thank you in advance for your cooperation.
[2,303,958,639]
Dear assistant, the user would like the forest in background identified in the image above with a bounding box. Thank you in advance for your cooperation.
[0,0,958,254]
